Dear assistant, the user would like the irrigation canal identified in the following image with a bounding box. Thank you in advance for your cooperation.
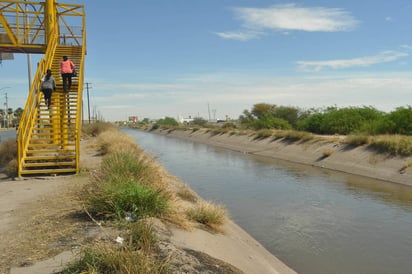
[127,128,412,273]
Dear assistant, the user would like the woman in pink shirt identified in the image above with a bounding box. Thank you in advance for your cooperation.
[60,55,75,92]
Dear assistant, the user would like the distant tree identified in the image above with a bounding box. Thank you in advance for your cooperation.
[251,103,276,119]
[156,117,178,126]
[14,107,23,118]
[386,106,412,135]
[192,117,208,126]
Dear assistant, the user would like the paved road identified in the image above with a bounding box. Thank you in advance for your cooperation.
[0,129,16,143]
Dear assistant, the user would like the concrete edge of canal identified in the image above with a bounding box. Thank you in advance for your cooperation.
[150,127,412,188]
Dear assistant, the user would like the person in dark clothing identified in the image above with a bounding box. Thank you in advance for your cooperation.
[40,69,56,109]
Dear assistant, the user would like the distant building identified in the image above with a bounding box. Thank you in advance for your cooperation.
[128,116,138,123]
[177,115,194,124]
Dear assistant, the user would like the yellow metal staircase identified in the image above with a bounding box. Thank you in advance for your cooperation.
[0,1,86,176]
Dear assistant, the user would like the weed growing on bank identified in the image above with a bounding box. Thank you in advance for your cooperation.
[370,135,412,156]
[273,130,314,142]
[82,121,117,137]
[186,201,227,232]
[63,241,168,273]
[344,134,370,146]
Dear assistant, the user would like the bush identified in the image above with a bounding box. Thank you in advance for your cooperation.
[386,106,412,135]
[156,117,178,127]
[252,115,292,130]
[192,117,208,126]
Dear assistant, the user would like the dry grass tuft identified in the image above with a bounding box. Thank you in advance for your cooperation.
[0,139,17,167]
[177,185,198,202]
[186,201,228,233]
[322,149,333,157]
[96,129,144,156]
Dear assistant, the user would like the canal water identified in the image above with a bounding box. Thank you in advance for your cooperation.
[122,128,412,274]
[0,129,16,143]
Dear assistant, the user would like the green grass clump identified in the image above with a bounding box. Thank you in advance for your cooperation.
[88,180,169,220]
[98,152,154,185]
[86,152,169,220]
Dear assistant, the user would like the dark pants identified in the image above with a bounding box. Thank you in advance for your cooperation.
[41,88,52,108]
[62,73,72,92]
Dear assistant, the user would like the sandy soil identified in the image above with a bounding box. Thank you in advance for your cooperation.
[0,136,296,274]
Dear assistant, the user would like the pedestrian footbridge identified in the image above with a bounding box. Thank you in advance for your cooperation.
[0,0,86,176]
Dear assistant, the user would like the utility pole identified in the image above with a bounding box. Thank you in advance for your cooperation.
[84,82,92,124]
[4,92,8,128]
[208,103,211,122]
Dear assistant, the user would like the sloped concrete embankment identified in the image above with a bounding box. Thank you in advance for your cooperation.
[152,128,412,187]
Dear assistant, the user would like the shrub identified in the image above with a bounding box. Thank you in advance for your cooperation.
[386,106,412,135]
[156,117,178,127]
[252,115,292,130]
[192,117,208,126]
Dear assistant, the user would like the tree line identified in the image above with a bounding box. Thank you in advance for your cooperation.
[239,103,412,136]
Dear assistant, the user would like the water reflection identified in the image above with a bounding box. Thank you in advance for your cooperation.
[123,128,412,274]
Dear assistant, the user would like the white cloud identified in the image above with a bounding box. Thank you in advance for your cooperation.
[296,51,409,72]
[218,4,358,40]
[401,45,412,51]
[215,31,260,41]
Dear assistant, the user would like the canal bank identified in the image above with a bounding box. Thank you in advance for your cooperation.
[1,131,296,274]
[149,127,412,187]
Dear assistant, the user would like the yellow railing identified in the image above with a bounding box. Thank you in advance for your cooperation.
[0,1,47,53]
[74,9,86,173]
[17,27,57,175]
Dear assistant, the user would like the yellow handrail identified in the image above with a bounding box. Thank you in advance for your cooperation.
[74,8,86,173]
[17,26,58,176]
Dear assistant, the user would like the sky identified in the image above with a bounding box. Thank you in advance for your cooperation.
[1,0,412,121]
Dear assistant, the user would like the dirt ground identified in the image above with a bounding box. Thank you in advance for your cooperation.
[0,137,295,274]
